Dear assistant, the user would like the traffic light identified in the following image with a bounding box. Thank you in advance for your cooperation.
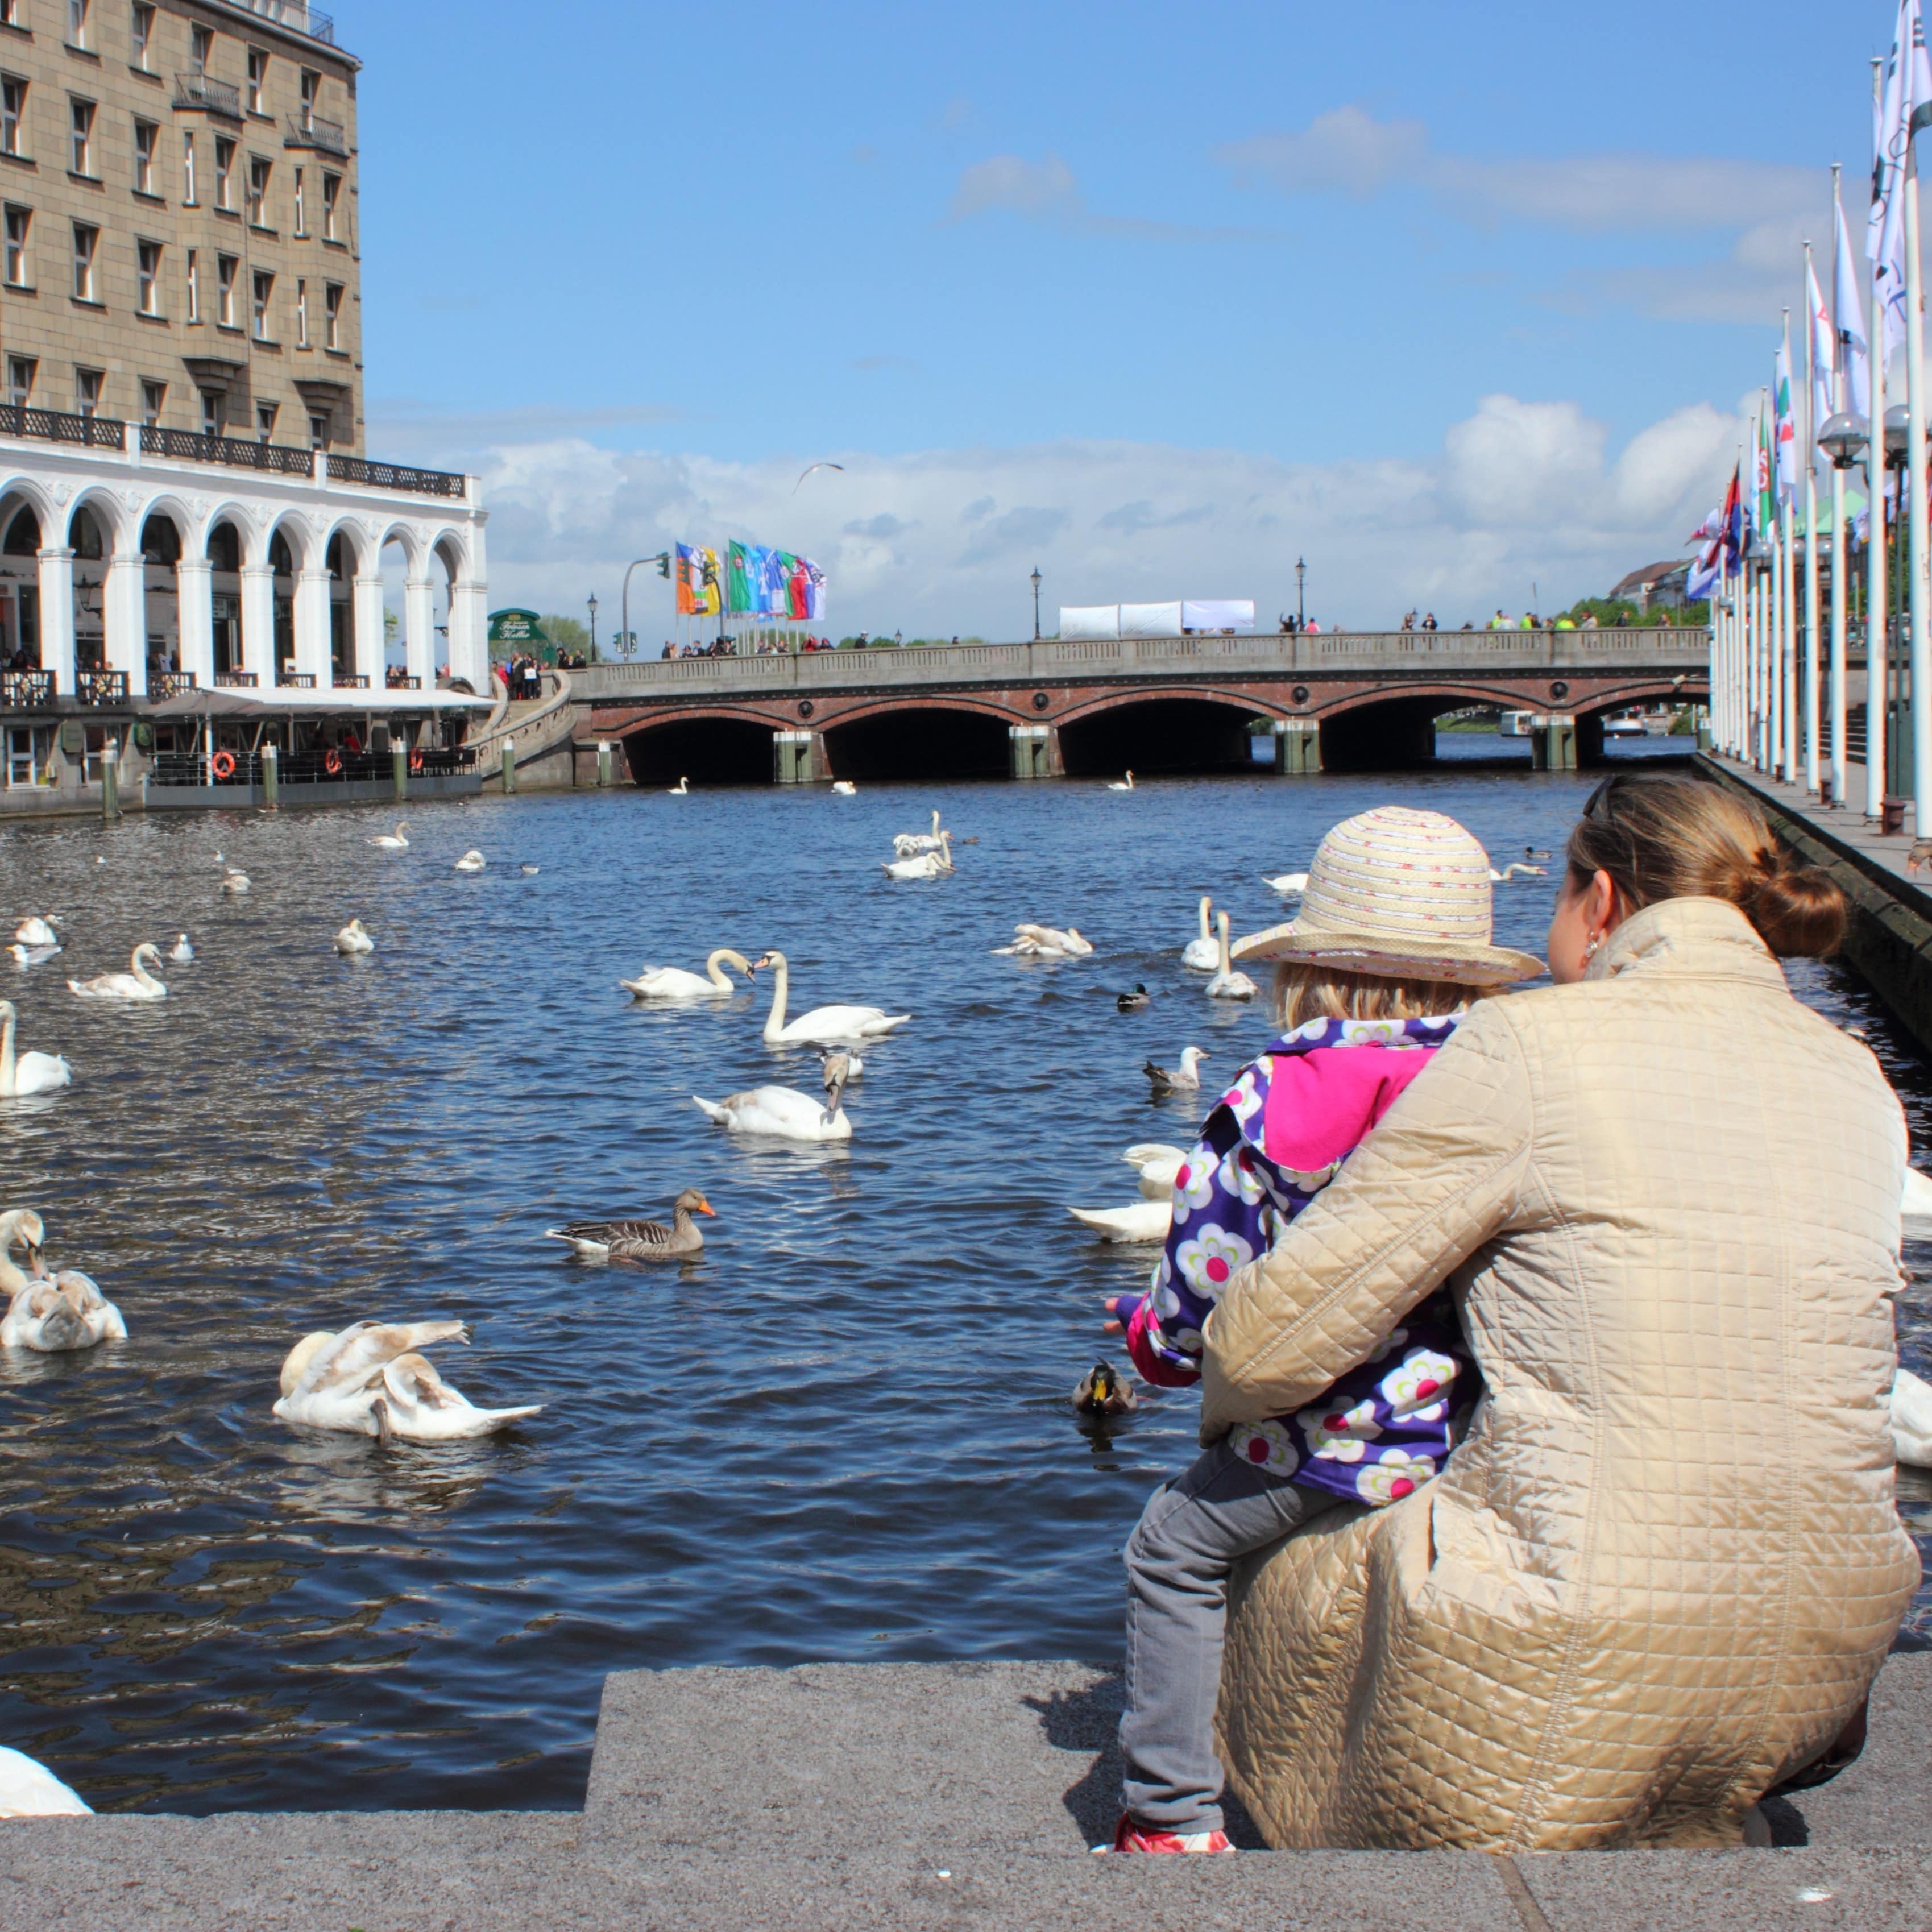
[656,552,671,578]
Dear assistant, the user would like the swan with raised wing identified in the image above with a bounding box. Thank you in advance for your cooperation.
[993,922,1094,959]
[1181,897,1219,969]
[753,950,909,1044]
[2,1269,126,1351]
[620,948,753,1000]
[368,822,411,850]
[68,943,166,1001]
[7,942,59,968]
[893,810,946,856]
[272,1320,541,1442]
[0,1000,71,1096]
[1205,911,1257,1001]
[694,1055,852,1141]
[12,916,58,947]
[334,918,375,956]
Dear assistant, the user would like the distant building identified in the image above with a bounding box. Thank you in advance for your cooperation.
[1607,560,1694,612]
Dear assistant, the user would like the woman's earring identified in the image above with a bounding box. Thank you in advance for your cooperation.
[1581,935,1601,964]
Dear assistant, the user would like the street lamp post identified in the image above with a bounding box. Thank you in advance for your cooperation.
[1295,557,1307,629]
[620,555,666,666]
[1030,567,1042,642]
[587,593,598,662]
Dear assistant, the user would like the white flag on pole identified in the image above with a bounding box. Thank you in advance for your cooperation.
[1837,186,1873,418]
[1806,256,1835,444]
[1870,0,1932,358]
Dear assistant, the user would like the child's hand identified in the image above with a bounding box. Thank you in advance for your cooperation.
[1102,1294,1136,1334]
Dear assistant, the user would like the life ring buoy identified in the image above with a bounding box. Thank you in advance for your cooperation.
[325,749,343,775]
[409,749,425,774]
[210,749,237,781]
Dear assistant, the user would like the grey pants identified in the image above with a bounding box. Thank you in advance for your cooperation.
[1120,1440,1323,1833]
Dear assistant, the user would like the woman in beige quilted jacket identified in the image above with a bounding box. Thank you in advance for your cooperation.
[1207,774,1921,1850]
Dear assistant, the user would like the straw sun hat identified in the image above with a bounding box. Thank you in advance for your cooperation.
[1233,806,1546,986]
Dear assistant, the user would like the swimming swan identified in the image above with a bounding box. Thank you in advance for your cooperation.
[1181,897,1219,970]
[368,822,411,850]
[1262,872,1308,895]
[1107,771,1136,791]
[882,833,953,881]
[0,1208,46,1296]
[993,923,1094,959]
[1894,1366,1932,1467]
[1490,863,1547,882]
[1067,1201,1170,1243]
[831,780,857,796]
[893,810,946,856]
[620,948,753,1000]
[272,1320,541,1443]
[694,1060,852,1141]
[0,1000,71,1096]
[12,916,58,947]
[454,850,486,873]
[68,943,166,1001]
[334,918,375,955]
[169,934,194,963]
[7,942,60,968]
[221,868,251,894]
[1205,911,1257,1001]
[2,1270,126,1351]
[1121,1141,1190,1199]
[753,950,910,1044]
[0,1747,91,1817]
[669,776,690,795]
[546,1188,716,1259]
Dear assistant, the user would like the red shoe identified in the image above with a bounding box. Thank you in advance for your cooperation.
[1093,1814,1236,1855]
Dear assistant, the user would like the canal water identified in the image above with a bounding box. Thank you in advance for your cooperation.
[1,745,1927,1813]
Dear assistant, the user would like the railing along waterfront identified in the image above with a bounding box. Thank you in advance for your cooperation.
[149,745,473,787]
[574,629,1715,702]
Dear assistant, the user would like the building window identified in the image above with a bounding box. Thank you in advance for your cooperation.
[74,367,102,417]
[136,237,159,313]
[321,170,339,239]
[214,136,233,209]
[190,23,209,73]
[184,244,197,320]
[247,155,269,227]
[0,78,22,157]
[181,130,196,203]
[201,390,223,437]
[66,0,88,50]
[71,219,96,300]
[141,378,164,426]
[133,117,156,194]
[292,164,304,234]
[246,48,266,115]
[251,267,271,339]
[299,68,318,130]
[3,204,27,287]
[0,1,18,27]
[215,251,235,326]
[294,275,306,346]
[6,356,34,407]
[323,278,341,349]
[255,400,276,443]
[131,4,154,70]
[308,411,327,450]
[69,98,94,176]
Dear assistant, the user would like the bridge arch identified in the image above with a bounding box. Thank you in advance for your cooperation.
[617,706,777,787]
[820,698,1013,782]
[1054,688,1278,777]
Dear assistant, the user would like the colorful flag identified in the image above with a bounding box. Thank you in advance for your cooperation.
[1835,188,1873,421]
[1753,412,1773,545]
[1869,0,1932,359]
[1806,255,1835,445]
[1774,339,1797,505]
[674,542,719,616]
[725,541,752,616]
[1722,459,1746,574]
[758,547,790,616]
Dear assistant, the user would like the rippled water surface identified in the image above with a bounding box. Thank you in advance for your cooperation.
[1,747,1927,1812]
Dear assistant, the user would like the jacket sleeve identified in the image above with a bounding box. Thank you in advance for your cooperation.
[1199,1002,1535,1444]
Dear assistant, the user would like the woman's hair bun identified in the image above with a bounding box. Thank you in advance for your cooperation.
[1734,857,1846,959]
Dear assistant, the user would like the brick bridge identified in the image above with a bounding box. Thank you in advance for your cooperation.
[566,631,1710,784]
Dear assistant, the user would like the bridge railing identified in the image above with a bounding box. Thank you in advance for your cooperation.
[571,630,1711,702]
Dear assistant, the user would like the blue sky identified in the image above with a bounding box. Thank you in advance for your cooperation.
[343,0,1905,634]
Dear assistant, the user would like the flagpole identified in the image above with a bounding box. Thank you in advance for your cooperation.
[1909,131,1930,832]
[1778,321,1797,783]
[1871,58,1891,821]
[1803,254,1823,794]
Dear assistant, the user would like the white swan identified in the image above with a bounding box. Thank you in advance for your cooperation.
[1490,862,1547,882]
[169,934,193,963]
[1107,770,1136,791]
[68,943,166,1002]
[882,832,953,881]
[754,949,910,1043]
[993,922,1095,959]
[0,1209,45,1295]
[221,868,250,894]
[7,942,59,968]
[453,849,486,873]
[368,821,411,850]
[1205,911,1258,1001]
[1894,1366,1932,1467]
[334,918,375,956]
[694,1058,853,1141]
[1903,1165,1932,1230]
[0,1746,90,1818]
[1263,872,1308,895]
[1068,1201,1170,1243]
[1122,1141,1189,1199]
[0,1000,71,1096]
[12,915,58,947]
[2,1269,126,1351]
[272,1320,541,1443]
[893,810,946,856]
[831,780,857,796]
[1181,896,1219,970]
[620,948,753,1000]
[669,776,690,795]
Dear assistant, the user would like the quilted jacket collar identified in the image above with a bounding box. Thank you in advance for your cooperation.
[1585,894,1785,989]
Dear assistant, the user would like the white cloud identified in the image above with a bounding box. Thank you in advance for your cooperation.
[1219,107,1427,201]
[431,392,1743,637]
[945,152,1275,244]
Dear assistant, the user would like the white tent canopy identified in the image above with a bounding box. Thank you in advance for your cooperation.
[1057,600,1253,640]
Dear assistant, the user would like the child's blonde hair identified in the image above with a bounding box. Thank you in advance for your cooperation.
[1272,962,1478,1031]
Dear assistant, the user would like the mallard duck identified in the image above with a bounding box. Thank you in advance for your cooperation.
[1145,1046,1208,1094]
[1073,1361,1138,1416]
[272,1320,540,1443]
[1117,984,1150,1012]
[0,1000,70,1096]
[334,918,375,955]
[68,943,167,1001]
[545,1188,717,1260]
[453,850,486,873]
[2,1270,126,1351]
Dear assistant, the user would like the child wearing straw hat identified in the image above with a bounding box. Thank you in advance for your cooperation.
[1098,805,1544,1856]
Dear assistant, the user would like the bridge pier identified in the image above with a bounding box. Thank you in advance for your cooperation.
[1008,723,1063,780]
[1531,713,1577,771]
[1251,718,1323,774]
[773,729,829,784]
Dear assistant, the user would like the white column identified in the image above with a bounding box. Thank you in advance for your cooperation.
[1803,252,1823,797]
[404,573,434,688]
[175,557,214,688]
[103,550,148,697]
[1767,524,1784,774]
[36,545,75,694]
[1869,212,1889,818]
[350,573,384,688]
[295,568,331,683]
[241,563,275,685]
[1830,463,1848,802]
[1907,148,1930,834]
[451,578,489,688]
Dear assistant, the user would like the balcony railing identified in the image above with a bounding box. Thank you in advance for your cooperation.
[237,1,335,45]
[384,673,422,690]
[335,673,369,687]
[0,403,125,450]
[284,113,347,156]
[278,671,317,688]
[0,670,53,708]
[173,73,243,118]
[151,670,198,698]
[214,670,259,688]
[329,455,466,499]
[140,425,315,475]
[76,670,128,706]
